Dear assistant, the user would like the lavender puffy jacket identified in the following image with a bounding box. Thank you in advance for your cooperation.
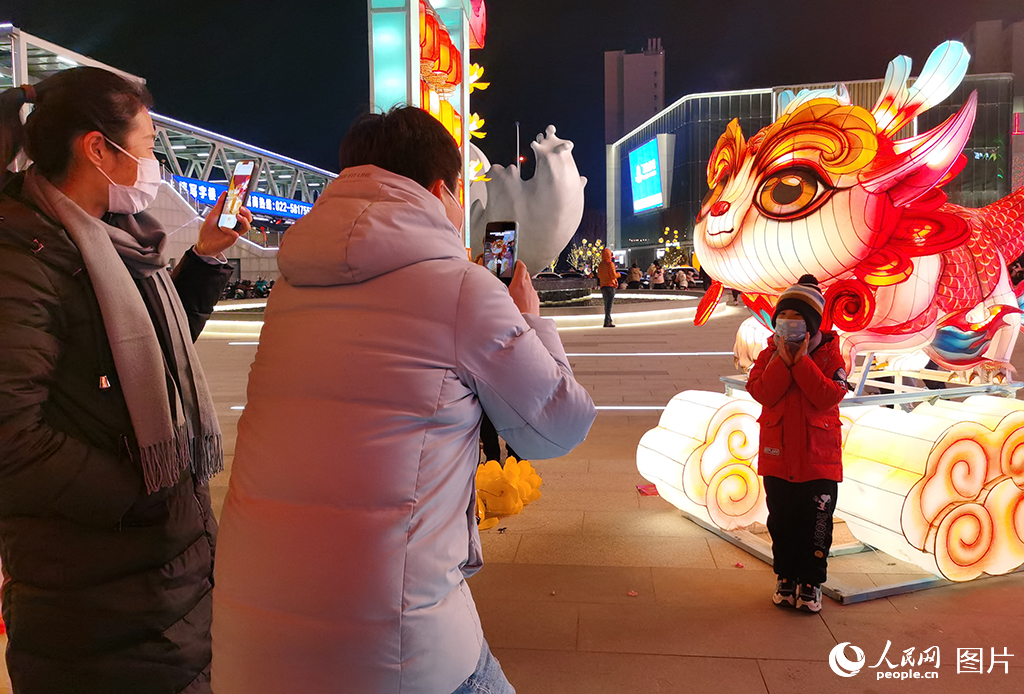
[212,166,596,694]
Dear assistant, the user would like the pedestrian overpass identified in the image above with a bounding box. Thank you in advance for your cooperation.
[1,24,335,273]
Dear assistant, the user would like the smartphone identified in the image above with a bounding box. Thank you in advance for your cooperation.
[219,160,256,229]
[483,221,518,286]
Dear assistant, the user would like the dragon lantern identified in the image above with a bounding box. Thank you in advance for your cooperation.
[694,41,1024,380]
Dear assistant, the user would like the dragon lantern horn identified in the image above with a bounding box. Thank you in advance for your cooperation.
[871,41,971,138]
[862,91,977,207]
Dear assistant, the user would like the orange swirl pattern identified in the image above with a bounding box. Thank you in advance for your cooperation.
[749,99,879,187]
[823,279,876,332]
[705,463,766,530]
[855,247,915,287]
[902,411,1024,581]
[706,119,746,188]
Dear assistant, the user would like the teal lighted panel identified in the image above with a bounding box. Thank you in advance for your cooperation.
[369,9,409,112]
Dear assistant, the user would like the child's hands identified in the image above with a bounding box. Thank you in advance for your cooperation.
[774,334,794,367]
[794,334,810,364]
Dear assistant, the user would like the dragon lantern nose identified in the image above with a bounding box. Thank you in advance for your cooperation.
[710,201,731,217]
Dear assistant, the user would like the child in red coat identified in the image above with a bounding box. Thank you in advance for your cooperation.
[747,275,848,613]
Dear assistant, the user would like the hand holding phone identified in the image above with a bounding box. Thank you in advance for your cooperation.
[219,160,256,230]
[509,260,539,316]
[483,221,519,286]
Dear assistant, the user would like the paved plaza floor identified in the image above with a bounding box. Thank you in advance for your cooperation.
[2,301,1022,693]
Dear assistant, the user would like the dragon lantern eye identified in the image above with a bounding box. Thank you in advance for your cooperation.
[756,168,831,220]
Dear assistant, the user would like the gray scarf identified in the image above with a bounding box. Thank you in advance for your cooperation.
[24,169,222,493]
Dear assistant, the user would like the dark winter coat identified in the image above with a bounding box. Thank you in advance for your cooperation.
[746,332,847,483]
[0,173,231,694]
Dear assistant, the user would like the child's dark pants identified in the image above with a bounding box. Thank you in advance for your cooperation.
[763,476,838,585]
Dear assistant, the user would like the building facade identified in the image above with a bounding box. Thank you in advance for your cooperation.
[960,19,1024,189]
[604,39,665,144]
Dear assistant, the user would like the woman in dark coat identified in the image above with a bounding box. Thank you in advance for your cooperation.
[0,68,250,693]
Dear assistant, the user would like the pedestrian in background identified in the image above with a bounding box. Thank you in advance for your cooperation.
[626,262,642,289]
[597,247,618,328]
[746,275,847,615]
[650,262,666,290]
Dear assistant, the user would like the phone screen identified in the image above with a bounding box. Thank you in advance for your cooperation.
[219,160,255,229]
[483,222,518,285]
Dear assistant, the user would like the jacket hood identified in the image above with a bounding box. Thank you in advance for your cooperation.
[601,248,614,263]
[278,165,467,287]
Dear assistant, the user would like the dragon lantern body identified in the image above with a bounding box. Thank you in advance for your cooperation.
[694,41,1024,378]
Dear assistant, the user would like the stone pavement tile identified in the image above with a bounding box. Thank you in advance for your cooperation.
[528,488,639,512]
[824,573,900,613]
[481,531,523,563]
[819,608,1024,663]
[210,479,229,522]
[879,574,1024,616]
[533,457,588,475]
[588,456,641,474]
[577,602,837,660]
[481,509,584,535]
[491,649,768,694]
[219,418,239,456]
[571,441,641,461]
[541,471,647,492]
[582,509,714,538]
[475,599,579,651]
[468,563,655,604]
[651,566,781,610]
[827,549,928,575]
[515,534,718,569]
[707,536,773,571]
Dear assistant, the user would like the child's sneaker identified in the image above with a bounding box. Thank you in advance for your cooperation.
[772,577,797,608]
[795,583,822,613]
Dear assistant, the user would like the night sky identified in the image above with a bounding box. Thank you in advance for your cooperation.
[9,1,1024,212]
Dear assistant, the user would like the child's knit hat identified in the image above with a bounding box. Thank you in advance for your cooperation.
[772,274,825,335]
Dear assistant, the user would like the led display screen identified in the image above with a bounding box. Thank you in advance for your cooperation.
[628,138,664,213]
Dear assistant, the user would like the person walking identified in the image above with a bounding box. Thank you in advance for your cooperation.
[597,247,619,328]
[746,275,847,614]
[0,69,247,694]
[626,262,643,289]
[212,107,596,694]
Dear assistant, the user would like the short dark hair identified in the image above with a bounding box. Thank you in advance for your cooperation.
[338,106,461,192]
[1,67,153,180]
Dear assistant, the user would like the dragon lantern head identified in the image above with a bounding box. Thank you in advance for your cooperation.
[694,41,977,294]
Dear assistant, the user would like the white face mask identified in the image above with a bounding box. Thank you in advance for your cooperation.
[775,317,807,342]
[96,137,162,214]
[441,183,464,236]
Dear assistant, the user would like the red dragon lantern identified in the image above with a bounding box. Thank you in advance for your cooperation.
[694,41,1024,381]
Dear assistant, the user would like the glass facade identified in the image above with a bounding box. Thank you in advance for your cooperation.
[614,90,774,250]
[917,74,1014,209]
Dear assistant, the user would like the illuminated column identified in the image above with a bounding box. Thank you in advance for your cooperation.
[368,0,475,245]
[367,0,415,112]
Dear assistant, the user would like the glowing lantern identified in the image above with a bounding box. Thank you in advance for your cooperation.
[691,41,1024,381]
[420,8,440,75]
[638,390,1024,582]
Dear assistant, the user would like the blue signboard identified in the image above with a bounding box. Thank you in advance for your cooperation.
[628,139,663,213]
[172,175,313,220]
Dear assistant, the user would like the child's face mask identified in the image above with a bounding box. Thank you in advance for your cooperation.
[775,317,807,342]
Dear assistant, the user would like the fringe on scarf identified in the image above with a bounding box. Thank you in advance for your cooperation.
[139,419,224,494]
